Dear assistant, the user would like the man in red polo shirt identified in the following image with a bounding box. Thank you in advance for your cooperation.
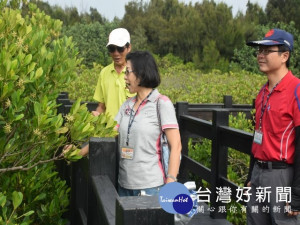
[245,29,300,224]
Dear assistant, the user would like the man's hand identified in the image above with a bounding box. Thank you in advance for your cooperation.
[288,210,300,216]
[92,102,105,116]
[91,111,100,116]
[287,203,300,216]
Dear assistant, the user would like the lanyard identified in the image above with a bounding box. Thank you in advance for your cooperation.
[258,81,281,130]
[126,90,153,146]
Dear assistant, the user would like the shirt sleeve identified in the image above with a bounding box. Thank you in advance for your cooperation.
[93,72,104,103]
[114,101,126,129]
[291,126,300,211]
[158,95,179,130]
[293,83,300,126]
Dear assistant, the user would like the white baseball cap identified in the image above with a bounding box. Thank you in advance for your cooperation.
[106,28,130,47]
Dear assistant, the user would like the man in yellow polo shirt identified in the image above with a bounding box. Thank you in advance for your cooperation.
[92,28,135,118]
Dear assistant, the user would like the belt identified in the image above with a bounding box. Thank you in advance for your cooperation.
[255,160,292,169]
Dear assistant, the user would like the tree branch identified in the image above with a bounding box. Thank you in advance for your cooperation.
[0,155,65,173]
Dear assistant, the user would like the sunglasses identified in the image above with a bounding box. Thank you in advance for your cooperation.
[107,45,127,53]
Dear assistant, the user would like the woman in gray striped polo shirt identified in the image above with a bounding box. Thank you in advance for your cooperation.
[115,51,182,197]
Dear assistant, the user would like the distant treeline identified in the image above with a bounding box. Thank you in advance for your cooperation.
[16,0,300,74]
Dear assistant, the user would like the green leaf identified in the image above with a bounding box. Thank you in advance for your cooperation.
[56,127,68,134]
[12,191,23,210]
[1,83,8,99]
[11,59,18,70]
[26,25,32,35]
[0,194,6,207]
[71,99,81,114]
[4,59,11,73]
[82,123,90,132]
[16,13,24,25]
[22,210,34,217]
[20,222,29,225]
[27,62,36,74]
[35,67,43,79]
[14,114,24,121]
[34,102,41,116]
[24,54,32,66]
[33,193,46,201]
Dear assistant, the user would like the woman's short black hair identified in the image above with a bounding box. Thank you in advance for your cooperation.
[126,51,160,88]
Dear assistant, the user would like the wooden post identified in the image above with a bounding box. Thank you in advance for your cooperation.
[176,102,189,155]
[175,102,189,183]
[176,102,188,121]
[58,92,69,99]
[223,96,232,109]
[88,137,117,183]
[56,91,71,115]
[87,137,117,225]
[210,110,229,219]
[70,158,89,225]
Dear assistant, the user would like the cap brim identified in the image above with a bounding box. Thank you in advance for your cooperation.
[106,41,129,47]
[247,40,283,47]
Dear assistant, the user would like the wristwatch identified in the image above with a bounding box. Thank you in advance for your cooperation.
[167,174,177,182]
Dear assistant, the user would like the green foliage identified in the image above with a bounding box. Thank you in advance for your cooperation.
[24,0,300,75]
[266,0,300,31]
[157,56,266,104]
[66,64,103,101]
[63,22,119,68]
[243,1,267,25]
[68,53,266,105]
[1,163,69,224]
[122,0,247,71]
[0,3,79,171]
[0,3,117,224]
[0,3,77,223]
[0,191,34,225]
[63,99,117,155]
[130,24,149,51]
[24,1,108,26]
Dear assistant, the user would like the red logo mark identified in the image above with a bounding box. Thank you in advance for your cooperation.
[265,29,274,37]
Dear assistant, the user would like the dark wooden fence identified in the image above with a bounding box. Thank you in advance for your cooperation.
[57,93,254,225]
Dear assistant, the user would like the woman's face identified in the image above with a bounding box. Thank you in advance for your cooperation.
[125,60,140,93]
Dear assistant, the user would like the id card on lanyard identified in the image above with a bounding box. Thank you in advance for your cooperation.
[122,89,154,159]
[121,147,134,159]
[253,130,263,144]
[254,81,281,145]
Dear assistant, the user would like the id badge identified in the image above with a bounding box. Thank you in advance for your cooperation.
[121,147,134,159]
[253,130,263,145]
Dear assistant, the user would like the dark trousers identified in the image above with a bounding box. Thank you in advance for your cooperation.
[247,163,299,225]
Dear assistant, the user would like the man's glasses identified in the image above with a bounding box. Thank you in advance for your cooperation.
[107,45,127,53]
[256,49,285,56]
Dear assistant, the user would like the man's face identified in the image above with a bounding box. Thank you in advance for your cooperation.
[107,44,131,67]
[256,46,289,73]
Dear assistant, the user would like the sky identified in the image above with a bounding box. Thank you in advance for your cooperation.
[44,0,268,21]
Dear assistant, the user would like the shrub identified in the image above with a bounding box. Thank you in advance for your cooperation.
[0,3,116,224]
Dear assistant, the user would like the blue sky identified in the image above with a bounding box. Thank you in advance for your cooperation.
[44,0,268,21]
